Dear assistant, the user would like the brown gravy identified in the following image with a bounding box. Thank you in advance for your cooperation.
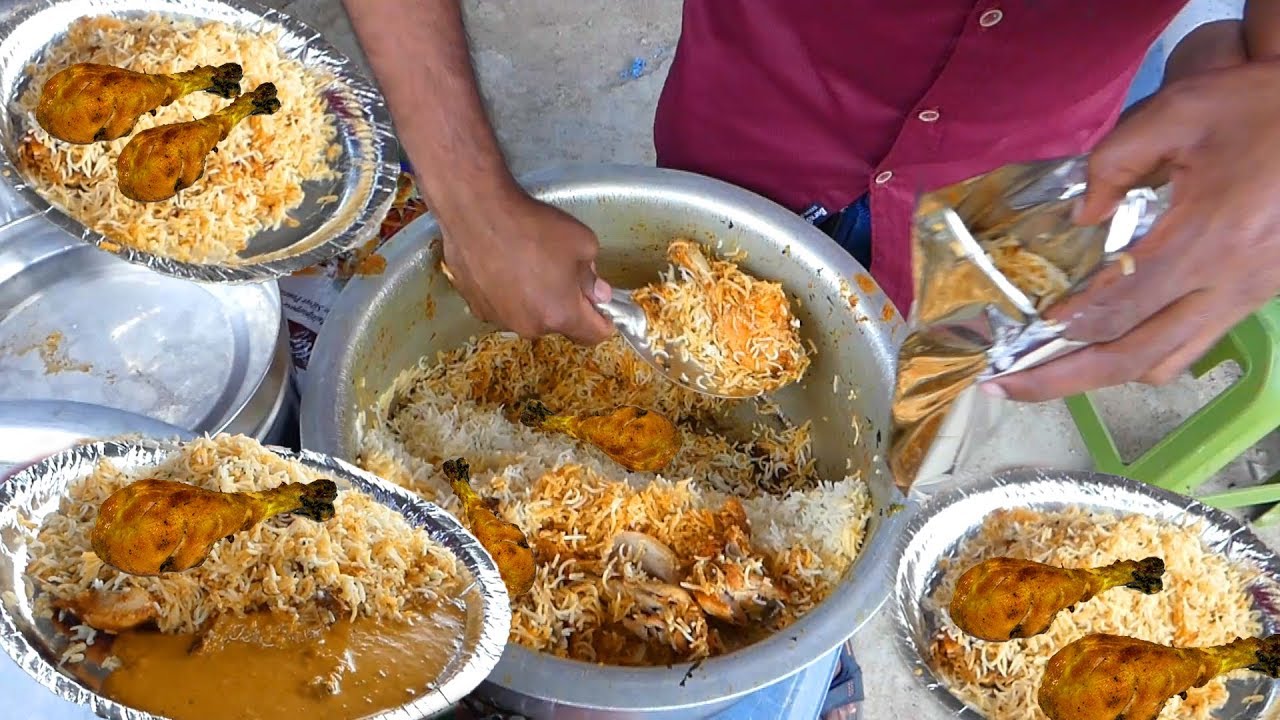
[100,602,465,720]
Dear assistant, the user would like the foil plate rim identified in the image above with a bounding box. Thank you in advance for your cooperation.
[0,436,509,719]
[0,0,400,284]
[891,469,1280,719]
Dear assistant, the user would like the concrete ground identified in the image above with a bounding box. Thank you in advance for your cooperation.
[272,1,1280,718]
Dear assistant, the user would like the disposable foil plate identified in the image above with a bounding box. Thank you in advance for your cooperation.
[0,0,399,283]
[0,438,510,720]
[0,216,282,434]
[894,470,1280,719]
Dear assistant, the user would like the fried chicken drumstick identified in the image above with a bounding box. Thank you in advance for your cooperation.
[116,82,279,202]
[443,458,535,597]
[1039,633,1280,720]
[519,400,681,473]
[950,556,1165,641]
[91,476,337,576]
[37,62,242,144]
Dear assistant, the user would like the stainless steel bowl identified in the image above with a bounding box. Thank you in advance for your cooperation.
[300,164,910,719]
[0,399,188,477]
[222,320,296,445]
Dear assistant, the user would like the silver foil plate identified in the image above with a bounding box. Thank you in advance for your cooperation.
[0,438,510,720]
[894,470,1280,719]
[0,0,399,283]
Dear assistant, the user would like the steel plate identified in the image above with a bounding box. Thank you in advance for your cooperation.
[0,399,188,478]
[0,438,510,720]
[0,0,398,283]
[0,216,281,433]
[894,469,1280,719]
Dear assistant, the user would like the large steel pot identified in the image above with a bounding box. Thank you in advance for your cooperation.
[300,165,909,719]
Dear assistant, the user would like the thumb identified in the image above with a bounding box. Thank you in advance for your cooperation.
[559,263,614,345]
[580,261,612,304]
[1076,94,1192,226]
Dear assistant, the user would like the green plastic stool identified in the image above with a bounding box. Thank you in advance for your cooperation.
[1066,299,1280,526]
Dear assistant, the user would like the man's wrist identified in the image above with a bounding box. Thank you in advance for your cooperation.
[409,148,520,220]
[1162,19,1246,85]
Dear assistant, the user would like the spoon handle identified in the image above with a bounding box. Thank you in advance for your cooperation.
[593,290,648,337]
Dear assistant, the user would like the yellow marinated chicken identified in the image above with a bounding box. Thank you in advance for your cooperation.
[442,458,536,597]
[950,556,1165,641]
[1039,633,1280,720]
[36,62,242,144]
[116,82,279,202]
[519,400,682,473]
[91,476,337,576]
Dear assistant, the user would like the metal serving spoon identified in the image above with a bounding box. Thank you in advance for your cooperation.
[593,289,747,399]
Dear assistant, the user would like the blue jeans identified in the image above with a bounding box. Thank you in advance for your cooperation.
[818,194,873,270]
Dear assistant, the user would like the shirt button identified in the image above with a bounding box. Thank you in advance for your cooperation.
[917,109,940,122]
[874,170,894,185]
[979,9,1003,27]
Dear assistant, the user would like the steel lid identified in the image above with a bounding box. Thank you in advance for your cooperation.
[0,217,282,434]
[0,399,190,478]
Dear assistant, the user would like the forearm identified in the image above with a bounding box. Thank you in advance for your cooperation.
[342,0,516,216]
[1246,0,1280,57]
[1162,19,1245,85]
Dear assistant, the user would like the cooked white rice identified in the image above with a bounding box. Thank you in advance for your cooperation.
[930,507,1263,720]
[15,15,339,262]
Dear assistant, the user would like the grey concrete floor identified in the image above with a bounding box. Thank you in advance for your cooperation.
[271,1,1280,718]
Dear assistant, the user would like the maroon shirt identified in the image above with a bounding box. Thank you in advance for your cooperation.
[654,1,1188,310]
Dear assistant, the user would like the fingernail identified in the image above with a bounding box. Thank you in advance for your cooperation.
[593,278,612,302]
[979,382,1007,399]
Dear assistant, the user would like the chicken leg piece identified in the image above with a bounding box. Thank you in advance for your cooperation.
[91,476,337,576]
[519,400,681,473]
[1039,633,1280,720]
[116,82,280,202]
[949,556,1165,641]
[37,62,242,144]
[442,458,535,597]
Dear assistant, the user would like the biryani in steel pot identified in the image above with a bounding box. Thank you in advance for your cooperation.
[359,238,875,666]
[21,434,473,720]
[13,15,340,263]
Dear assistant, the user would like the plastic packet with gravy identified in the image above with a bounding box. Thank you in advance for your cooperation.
[888,156,1169,492]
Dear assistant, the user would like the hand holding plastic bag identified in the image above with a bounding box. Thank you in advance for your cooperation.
[889,156,1166,491]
